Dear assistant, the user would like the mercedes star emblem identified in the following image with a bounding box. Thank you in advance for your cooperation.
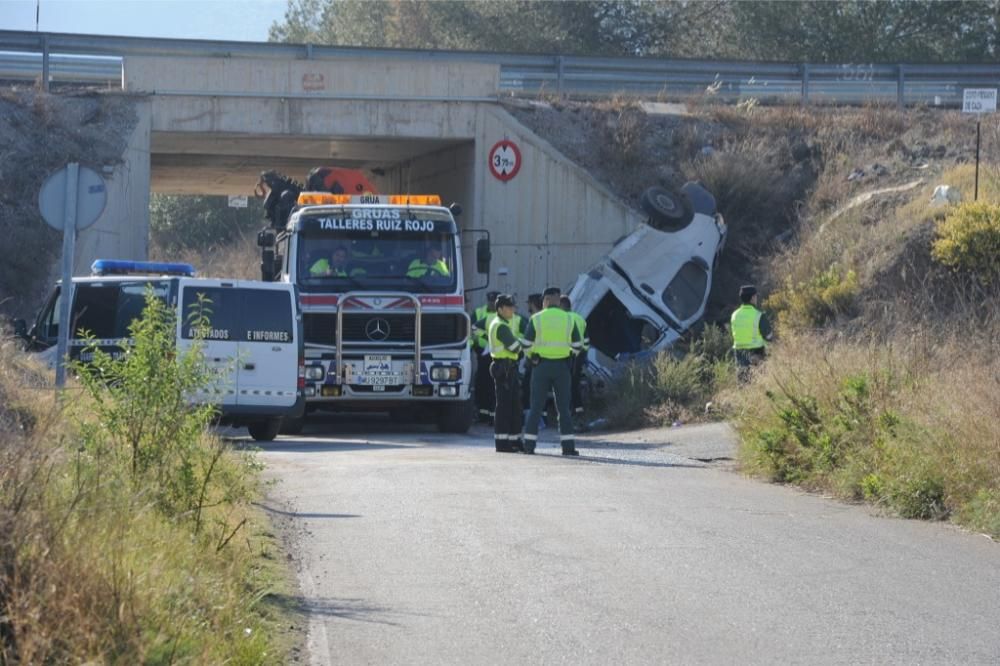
[365,318,391,341]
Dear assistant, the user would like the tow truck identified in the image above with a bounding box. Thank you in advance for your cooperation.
[255,169,489,433]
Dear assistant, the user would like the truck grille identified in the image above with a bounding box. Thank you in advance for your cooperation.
[304,313,466,347]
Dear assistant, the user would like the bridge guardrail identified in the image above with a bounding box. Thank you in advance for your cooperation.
[1,30,998,108]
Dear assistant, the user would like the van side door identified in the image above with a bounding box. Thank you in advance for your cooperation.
[235,284,298,409]
[178,282,242,409]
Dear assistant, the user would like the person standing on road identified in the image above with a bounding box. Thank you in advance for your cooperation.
[472,291,500,423]
[560,294,589,422]
[731,284,772,383]
[521,292,543,411]
[521,287,582,456]
[488,294,524,453]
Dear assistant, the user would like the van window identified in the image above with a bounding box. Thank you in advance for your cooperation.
[242,289,294,344]
[181,287,242,341]
[71,281,170,339]
[180,287,293,344]
[661,261,708,322]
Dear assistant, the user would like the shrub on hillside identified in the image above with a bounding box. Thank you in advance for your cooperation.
[932,201,1000,285]
[0,293,283,663]
[766,265,858,331]
[732,333,1000,535]
[597,325,736,428]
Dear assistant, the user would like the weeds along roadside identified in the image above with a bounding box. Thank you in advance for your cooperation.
[0,292,296,664]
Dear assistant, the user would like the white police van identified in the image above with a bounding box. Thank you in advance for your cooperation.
[19,260,304,441]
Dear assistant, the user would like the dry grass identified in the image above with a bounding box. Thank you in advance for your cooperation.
[727,327,1000,534]
[0,340,293,663]
[150,233,260,280]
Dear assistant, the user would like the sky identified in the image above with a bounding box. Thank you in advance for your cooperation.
[2,0,288,42]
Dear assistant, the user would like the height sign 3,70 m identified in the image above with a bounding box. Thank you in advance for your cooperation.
[488,139,522,182]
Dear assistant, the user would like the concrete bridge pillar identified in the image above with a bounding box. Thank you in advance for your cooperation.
[75,97,151,271]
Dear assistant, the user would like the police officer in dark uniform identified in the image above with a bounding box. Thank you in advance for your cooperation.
[521,287,582,456]
[731,284,773,382]
[472,291,499,423]
[488,294,524,453]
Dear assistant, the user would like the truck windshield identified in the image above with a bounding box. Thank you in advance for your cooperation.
[297,230,457,293]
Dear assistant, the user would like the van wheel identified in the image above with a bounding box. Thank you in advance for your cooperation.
[437,400,475,434]
[279,416,304,435]
[641,186,694,232]
[248,418,282,442]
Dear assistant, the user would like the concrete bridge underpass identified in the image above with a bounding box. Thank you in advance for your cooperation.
[51,45,642,303]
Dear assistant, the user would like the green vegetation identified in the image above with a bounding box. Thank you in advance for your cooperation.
[766,266,858,331]
[269,0,1000,63]
[932,201,1000,285]
[598,325,736,428]
[731,334,1000,534]
[0,291,294,663]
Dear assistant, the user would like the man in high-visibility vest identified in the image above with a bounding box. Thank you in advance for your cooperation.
[730,284,772,382]
[560,294,590,419]
[406,245,450,278]
[521,287,582,456]
[488,294,524,453]
[472,291,500,423]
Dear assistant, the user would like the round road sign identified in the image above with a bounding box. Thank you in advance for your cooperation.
[488,139,522,182]
[38,164,107,231]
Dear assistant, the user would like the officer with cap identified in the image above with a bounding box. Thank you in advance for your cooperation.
[472,291,500,423]
[731,284,772,382]
[521,287,582,455]
[488,294,524,452]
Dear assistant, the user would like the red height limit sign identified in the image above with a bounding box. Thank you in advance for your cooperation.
[488,139,522,182]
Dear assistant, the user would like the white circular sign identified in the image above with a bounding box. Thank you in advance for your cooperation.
[38,164,107,231]
[488,140,522,182]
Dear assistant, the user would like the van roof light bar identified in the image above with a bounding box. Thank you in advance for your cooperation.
[91,259,196,277]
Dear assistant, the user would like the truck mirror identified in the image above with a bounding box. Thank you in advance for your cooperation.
[257,229,275,248]
[476,238,491,275]
[260,249,275,281]
[449,202,463,217]
[12,318,27,339]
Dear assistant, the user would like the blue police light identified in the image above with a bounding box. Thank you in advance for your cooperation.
[91,259,196,277]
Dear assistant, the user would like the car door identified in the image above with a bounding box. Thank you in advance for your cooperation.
[235,284,298,409]
[178,280,241,409]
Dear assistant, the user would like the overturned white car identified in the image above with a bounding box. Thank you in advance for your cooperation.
[568,181,727,378]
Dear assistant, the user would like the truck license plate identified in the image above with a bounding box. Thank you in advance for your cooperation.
[362,355,403,385]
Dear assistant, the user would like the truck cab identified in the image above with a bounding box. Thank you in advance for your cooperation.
[261,192,479,433]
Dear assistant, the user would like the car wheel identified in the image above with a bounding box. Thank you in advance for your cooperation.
[640,186,694,232]
[248,418,282,442]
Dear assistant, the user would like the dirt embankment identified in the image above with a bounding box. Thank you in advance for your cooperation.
[0,88,138,318]
[507,98,978,321]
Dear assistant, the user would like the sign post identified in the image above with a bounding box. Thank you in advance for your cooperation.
[38,163,108,387]
[962,88,997,201]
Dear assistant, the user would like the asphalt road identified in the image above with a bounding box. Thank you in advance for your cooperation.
[255,418,1000,665]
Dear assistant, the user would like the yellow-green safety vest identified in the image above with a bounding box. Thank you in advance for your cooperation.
[731,304,765,350]
[488,317,519,360]
[406,258,450,277]
[531,308,575,359]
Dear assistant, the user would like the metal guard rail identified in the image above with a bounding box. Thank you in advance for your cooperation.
[1,29,999,107]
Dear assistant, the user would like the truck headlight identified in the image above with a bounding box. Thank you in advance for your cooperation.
[438,385,458,397]
[305,366,325,381]
[430,366,460,381]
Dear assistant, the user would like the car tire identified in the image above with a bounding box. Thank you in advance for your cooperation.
[437,399,475,434]
[248,418,282,442]
[641,186,694,232]
[279,415,304,435]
